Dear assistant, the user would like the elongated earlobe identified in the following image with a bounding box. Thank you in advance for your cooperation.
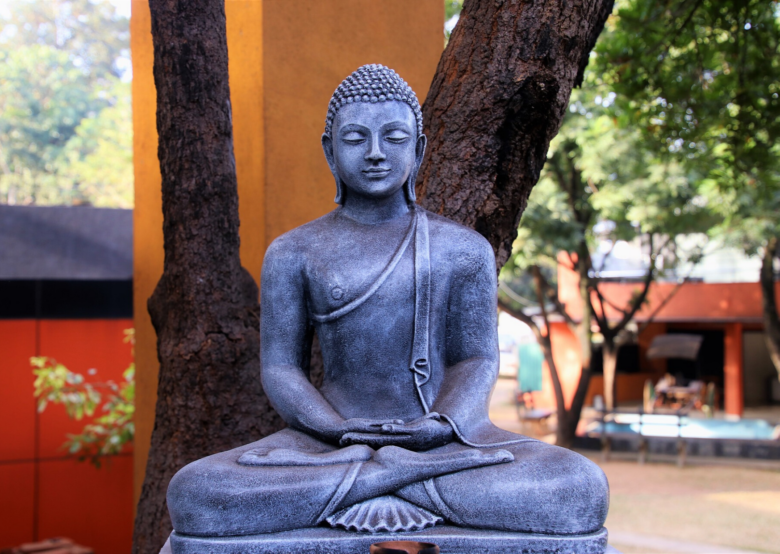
[334,177,345,205]
[405,134,427,203]
[322,133,344,204]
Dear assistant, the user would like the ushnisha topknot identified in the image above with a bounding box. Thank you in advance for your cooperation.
[324,64,423,137]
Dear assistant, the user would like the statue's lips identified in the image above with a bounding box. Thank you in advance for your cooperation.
[363,168,392,177]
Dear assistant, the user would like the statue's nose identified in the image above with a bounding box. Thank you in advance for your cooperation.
[365,133,386,161]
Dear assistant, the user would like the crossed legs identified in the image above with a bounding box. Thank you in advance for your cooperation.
[167,429,608,537]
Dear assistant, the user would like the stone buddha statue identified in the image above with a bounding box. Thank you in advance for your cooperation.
[165,65,610,553]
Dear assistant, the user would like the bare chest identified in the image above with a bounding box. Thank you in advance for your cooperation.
[304,224,415,319]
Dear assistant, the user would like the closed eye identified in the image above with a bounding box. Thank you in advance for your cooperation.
[342,131,366,144]
[385,130,410,144]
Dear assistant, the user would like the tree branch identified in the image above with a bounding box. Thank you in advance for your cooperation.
[595,240,617,274]
[497,297,542,339]
[612,234,673,336]
[498,280,536,307]
[417,0,616,267]
[760,236,780,377]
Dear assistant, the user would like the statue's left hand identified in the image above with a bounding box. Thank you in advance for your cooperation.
[340,413,454,451]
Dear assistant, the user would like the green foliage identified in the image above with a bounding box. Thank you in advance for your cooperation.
[0,0,132,207]
[59,80,133,207]
[594,0,780,254]
[31,329,135,467]
[506,85,714,281]
[444,0,464,42]
[32,354,102,418]
[0,0,130,80]
[445,0,464,21]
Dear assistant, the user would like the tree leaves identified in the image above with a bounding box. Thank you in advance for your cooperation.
[594,0,780,253]
[0,0,131,207]
[31,330,135,467]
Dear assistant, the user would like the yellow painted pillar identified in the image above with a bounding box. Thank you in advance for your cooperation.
[131,0,442,506]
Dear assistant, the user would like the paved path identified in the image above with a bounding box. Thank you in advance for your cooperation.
[609,531,764,554]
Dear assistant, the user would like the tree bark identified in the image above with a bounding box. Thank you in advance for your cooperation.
[761,236,780,379]
[132,2,284,553]
[417,0,615,267]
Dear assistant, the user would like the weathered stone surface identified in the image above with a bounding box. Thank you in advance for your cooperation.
[169,526,609,554]
[163,532,624,554]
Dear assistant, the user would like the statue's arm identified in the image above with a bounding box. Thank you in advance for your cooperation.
[260,238,400,444]
[431,240,500,434]
[259,238,347,444]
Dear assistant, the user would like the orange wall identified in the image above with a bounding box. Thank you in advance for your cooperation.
[528,322,661,412]
[555,260,770,416]
[558,256,777,324]
[0,319,134,553]
[529,319,747,416]
[131,0,444,505]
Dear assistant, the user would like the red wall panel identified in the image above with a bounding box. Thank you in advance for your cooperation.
[0,320,37,462]
[38,455,133,554]
[0,462,35,548]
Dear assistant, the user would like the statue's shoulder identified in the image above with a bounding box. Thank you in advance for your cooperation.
[424,209,495,268]
[263,211,339,272]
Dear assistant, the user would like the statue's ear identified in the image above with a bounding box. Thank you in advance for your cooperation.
[415,134,427,172]
[406,134,427,204]
[322,133,344,204]
[322,133,336,174]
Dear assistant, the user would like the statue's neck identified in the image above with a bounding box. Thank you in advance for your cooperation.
[339,187,411,225]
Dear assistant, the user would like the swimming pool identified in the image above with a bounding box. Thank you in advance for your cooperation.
[588,413,780,441]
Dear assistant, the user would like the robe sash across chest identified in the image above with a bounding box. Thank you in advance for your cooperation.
[311,207,527,449]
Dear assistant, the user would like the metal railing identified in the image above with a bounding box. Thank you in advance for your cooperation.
[597,407,689,467]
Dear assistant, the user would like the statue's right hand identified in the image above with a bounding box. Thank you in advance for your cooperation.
[334,417,403,446]
[338,418,405,437]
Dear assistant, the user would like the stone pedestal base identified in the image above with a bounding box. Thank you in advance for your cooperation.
[165,525,609,554]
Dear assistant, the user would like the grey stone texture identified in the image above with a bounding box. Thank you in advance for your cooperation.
[170,526,609,554]
[165,65,610,553]
[160,529,620,554]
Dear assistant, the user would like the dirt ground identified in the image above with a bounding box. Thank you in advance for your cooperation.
[594,455,780,553]
[488,378,780,554]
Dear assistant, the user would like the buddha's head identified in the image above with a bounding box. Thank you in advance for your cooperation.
[322,64,427,205]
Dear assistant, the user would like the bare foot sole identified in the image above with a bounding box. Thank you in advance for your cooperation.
[374,445,513,476]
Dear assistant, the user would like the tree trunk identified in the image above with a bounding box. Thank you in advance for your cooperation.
[557,360,593,447]
[132,2,284,553]
[554,251,596,447]
[529,267,568,446]
[602,340,618,411]
[540,338,572,447]
[761,236,780,379]
[498,288,592,449]
[417,0,615,266]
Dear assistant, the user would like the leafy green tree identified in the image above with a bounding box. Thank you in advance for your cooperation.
[0,0,131,207]
[594,0,780,378]
[501,85,712,444]
[32,329,135,467]
[0,0,129,82]
[60,80,134,207]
